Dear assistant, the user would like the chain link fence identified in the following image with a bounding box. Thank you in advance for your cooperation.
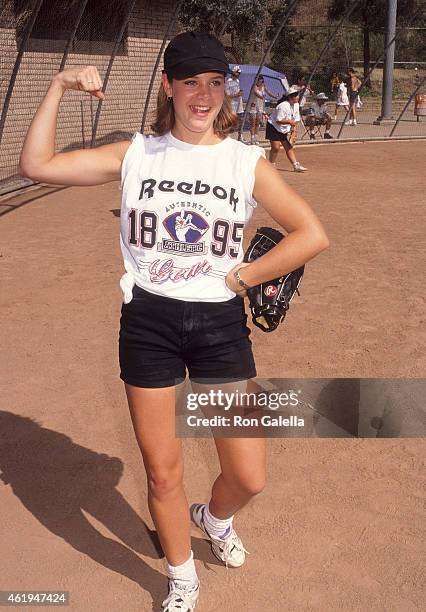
[0,0,425,192]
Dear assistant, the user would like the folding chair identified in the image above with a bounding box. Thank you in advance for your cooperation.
[300,111,325,140]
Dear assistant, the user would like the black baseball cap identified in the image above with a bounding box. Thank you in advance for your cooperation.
[163,31,229,80]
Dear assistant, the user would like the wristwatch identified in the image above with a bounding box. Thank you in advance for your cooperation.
[234,269,251,290]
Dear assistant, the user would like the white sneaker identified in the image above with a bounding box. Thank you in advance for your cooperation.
[353,119,357,125]
[190,503,248,568]
[345,120,352,125]
[293,162,307,172]
[162,580,199,611]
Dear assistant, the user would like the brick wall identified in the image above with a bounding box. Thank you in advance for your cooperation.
[0,0,179,184]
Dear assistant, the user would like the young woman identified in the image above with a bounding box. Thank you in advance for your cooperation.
[248,75,278,145]
[266,85,307,172]
[19,31,329,611]
[334,76,350,121]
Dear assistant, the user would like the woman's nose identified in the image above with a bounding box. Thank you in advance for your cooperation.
[195,83,211,98]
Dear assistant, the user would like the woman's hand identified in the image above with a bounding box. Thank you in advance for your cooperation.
[54,66,104,100]
[225,263,251,297]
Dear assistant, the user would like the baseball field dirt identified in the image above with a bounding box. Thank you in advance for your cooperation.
[1,140,425,611]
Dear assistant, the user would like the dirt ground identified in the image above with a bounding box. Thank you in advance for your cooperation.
[1,141,425,611]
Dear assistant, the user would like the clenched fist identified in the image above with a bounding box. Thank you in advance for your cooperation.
[54,66,104,100]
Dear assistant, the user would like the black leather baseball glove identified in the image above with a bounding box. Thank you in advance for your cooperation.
[244,226,305,332]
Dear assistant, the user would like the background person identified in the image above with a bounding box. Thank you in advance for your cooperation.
[225,65,245,135]
[334,76,349,120]
[347,67,362,126]
[329,71,340,98]
[18,31,328,612]
[249,75,279,145]
[296,75,314,116]
[305,92,333,139]
[266,85,307,172]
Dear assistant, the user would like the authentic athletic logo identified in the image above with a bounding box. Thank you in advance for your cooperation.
[264,285,277,297]
[160,210,209,255]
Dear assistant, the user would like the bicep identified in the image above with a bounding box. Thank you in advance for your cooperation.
[20,140,131,186]
[252,157,325,234]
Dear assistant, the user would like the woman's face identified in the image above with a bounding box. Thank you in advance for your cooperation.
[162,72,225,138]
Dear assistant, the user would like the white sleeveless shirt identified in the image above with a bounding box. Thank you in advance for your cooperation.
[120,132,265,303]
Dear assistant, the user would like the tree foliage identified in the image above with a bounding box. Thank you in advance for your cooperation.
[266,3,305,70]
[328,0,425,29]
[178,0,305,65]
[328,0,425,85]
[178,0,268,61]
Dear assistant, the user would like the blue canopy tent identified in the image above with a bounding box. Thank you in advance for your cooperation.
[228,64,289,104]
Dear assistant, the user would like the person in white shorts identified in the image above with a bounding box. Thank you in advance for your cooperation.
[19,31,329,612]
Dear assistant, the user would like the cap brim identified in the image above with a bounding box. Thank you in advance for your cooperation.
[168,58,229,79]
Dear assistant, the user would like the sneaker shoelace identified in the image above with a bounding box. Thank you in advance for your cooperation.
[162,581,198,611]
[215,529,250,568]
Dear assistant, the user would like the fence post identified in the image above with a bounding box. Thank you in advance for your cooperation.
[375,0,397,123]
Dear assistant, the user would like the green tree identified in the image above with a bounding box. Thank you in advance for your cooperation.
[328,0,424,87]
[266,3,305,70]
[178,0,268,62]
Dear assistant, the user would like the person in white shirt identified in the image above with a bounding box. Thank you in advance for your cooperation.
[225,65,244,133]
[266,85,307,172]
[296,75,314,112]
[305,92,333,139]
[19,32,329,612]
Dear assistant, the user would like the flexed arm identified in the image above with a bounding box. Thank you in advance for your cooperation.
[19,66,130,186]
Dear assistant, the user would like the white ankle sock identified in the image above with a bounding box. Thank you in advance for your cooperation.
[203,504,234,540]
[165,550,198,589]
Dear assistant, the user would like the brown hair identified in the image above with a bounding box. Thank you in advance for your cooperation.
[151,82,238,137]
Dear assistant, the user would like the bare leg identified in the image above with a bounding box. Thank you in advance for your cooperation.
[268,140,281,163]
[209,437,266,518]
[282,139,297,165]
[125,383,191,566]
[250,114,256,141]
[254,116,260,140]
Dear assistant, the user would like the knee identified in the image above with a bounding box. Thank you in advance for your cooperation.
[147,461,183,500]
[229,472,266,498]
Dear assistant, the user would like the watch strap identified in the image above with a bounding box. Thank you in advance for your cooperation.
[234,269,251,290]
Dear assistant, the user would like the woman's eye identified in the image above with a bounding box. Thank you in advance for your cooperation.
[184,80,197,86]
[211,80,222,87]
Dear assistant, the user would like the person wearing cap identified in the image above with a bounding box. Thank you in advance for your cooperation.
[19,30,329,612]
[225,65,245,134]
[305,93,333,139]
[266,85,308,171]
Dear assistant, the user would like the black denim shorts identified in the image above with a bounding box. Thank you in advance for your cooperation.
[119,285,256,388]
